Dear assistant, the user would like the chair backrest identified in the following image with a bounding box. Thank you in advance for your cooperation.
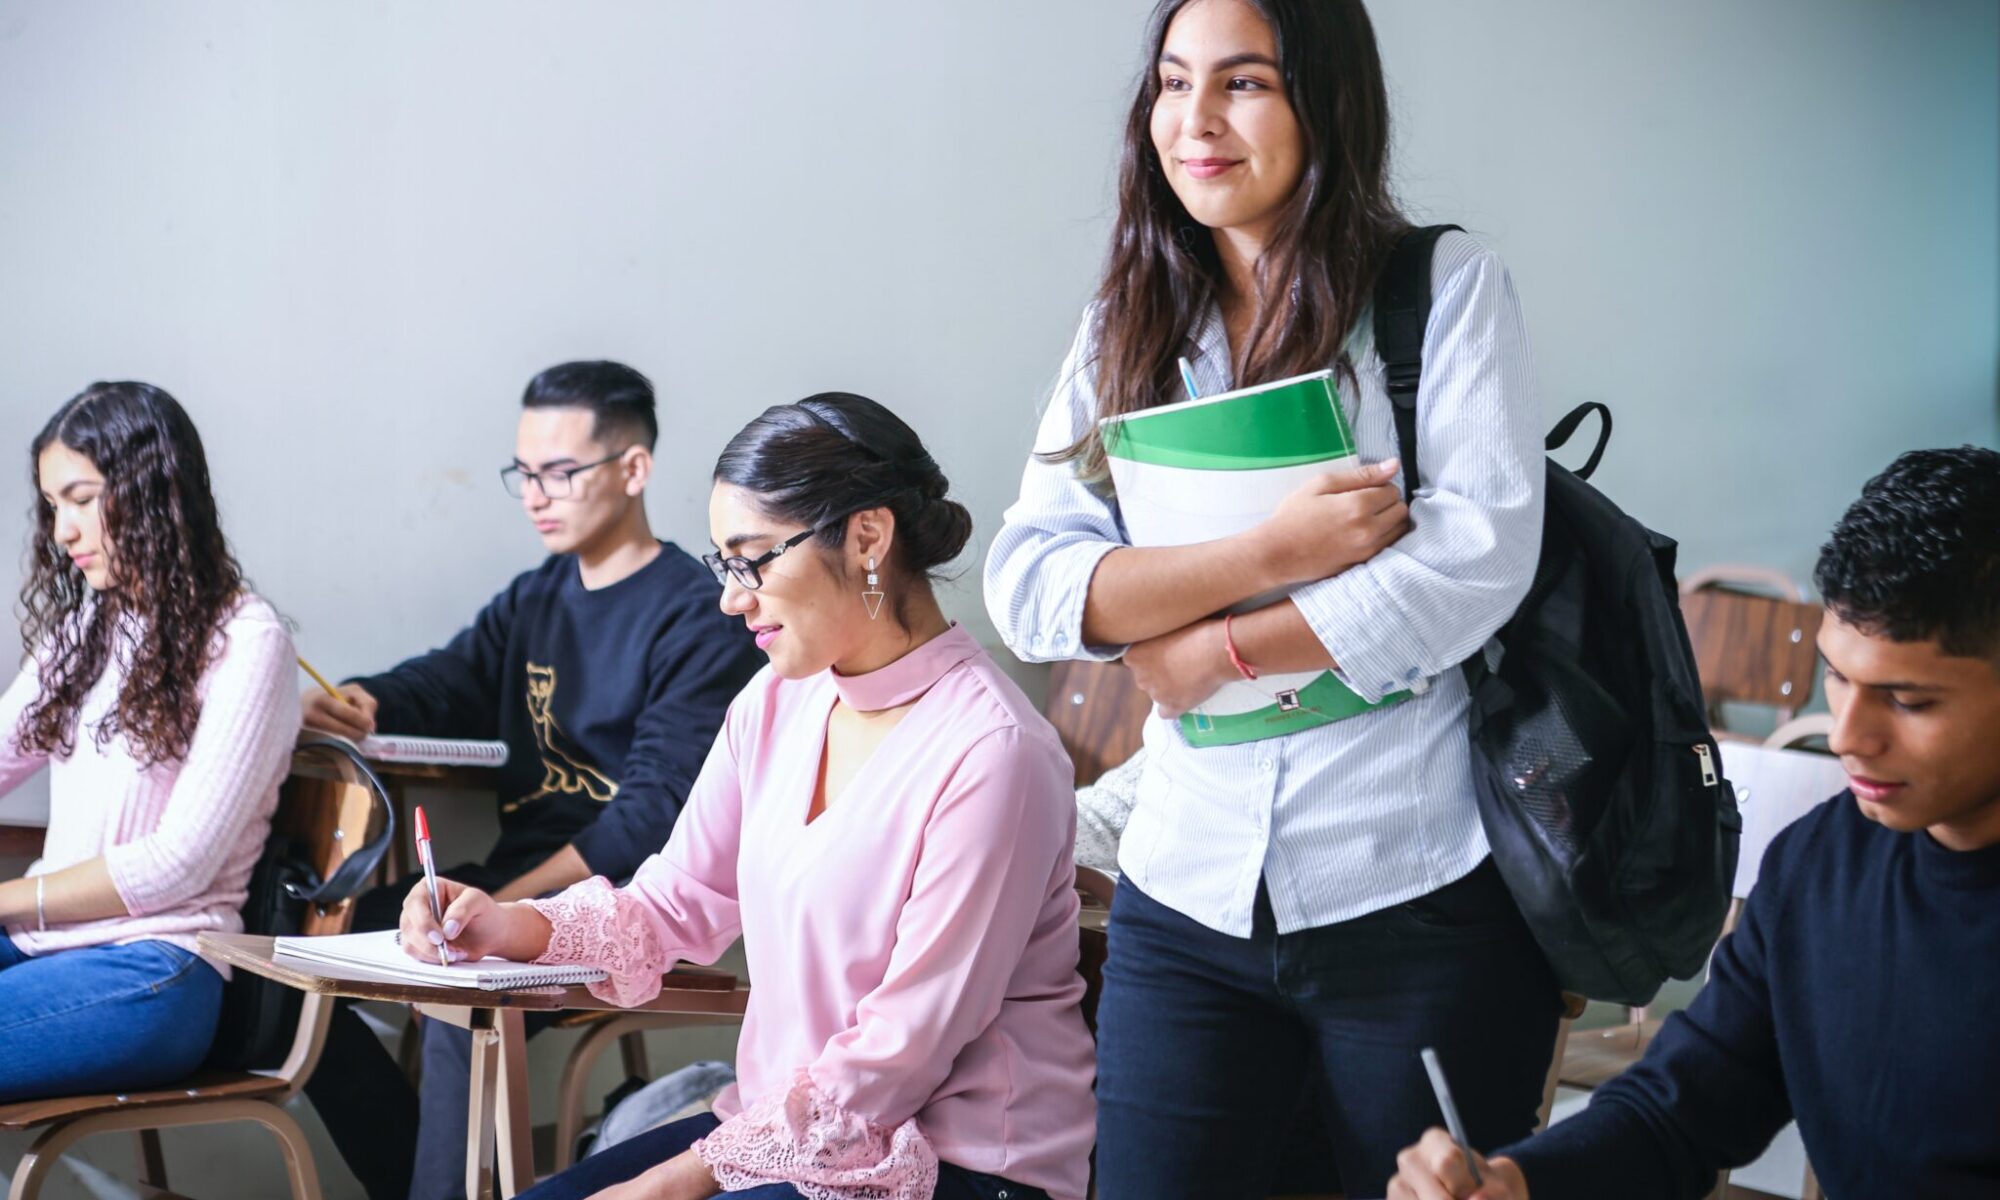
[1044,659,1151,786]
[1680,571,1824,725]
[1718,741,1847,931]
[260,744,389,1088]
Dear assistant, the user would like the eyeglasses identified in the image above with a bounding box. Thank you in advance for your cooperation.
[702,522,836,591]
[500,452,623,499]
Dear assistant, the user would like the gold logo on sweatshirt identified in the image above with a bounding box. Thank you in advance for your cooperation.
[510,662,618,811]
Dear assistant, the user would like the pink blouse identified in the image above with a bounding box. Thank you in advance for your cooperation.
[527,623,1096,1200]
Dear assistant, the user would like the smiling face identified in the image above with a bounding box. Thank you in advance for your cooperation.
[1819,612,2000,851]
[710,482,888,680]
[512,406,646,556]
[37,440,114,590]
[1149,0,1305,251]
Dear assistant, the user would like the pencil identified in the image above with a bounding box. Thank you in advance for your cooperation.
[1420,1046,1484,1187]
[296,656,357,707]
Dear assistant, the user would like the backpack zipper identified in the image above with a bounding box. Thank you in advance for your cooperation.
[1693,743,1719,788]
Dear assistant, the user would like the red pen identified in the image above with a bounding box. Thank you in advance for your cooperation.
[414,806,451,969]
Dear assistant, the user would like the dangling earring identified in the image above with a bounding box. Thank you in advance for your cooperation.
[862,557,885,621]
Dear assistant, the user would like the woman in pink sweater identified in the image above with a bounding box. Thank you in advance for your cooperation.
[0,382,300,1101]
[403,393,1096,1200]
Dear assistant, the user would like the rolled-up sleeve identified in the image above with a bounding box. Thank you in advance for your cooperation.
[1291,240,1544,703]
[984,310,1132,664]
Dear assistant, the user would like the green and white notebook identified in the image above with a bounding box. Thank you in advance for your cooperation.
[1101,368,1411,747]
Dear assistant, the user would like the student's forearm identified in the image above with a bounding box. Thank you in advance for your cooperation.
[0,858,129,926]
[1081,539,1281,647]
[492,844,591,903]
[1227,600,1338,674]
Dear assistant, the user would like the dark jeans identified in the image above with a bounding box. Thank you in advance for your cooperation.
[515,1112,1050,1200]
[0,936,223,1103]
[304,860,515,1200]
[1093,861,1560,1200]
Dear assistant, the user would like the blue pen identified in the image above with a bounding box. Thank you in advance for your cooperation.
[1177,356,1200,401]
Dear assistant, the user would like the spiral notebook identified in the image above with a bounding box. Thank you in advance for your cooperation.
[354,734,509,768]
[272,929,605,991]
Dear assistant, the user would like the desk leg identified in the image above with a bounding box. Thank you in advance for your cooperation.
[494,1009,535,1197]
[466,1010,501,1200]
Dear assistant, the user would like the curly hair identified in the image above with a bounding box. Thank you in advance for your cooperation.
[1814,445,2000,662]
[18,382,247,767]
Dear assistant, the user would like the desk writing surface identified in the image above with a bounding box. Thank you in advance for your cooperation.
[197,932,747,1016]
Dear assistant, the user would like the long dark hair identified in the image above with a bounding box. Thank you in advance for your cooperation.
[18,382,248,766]
[713,392,972,630]
[1054,0,1407,476]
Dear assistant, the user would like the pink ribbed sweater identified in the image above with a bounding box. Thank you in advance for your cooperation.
[1,596,300,971]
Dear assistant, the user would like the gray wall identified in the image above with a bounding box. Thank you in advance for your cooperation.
[0,2,1994,1192]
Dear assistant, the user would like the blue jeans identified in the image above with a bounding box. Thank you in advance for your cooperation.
[0,935,224,1103]
[1093,862,1561,1200]
[515,1113,1050,1200]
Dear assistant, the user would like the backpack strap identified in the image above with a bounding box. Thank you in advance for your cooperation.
[1374,224,1462,502]
[288,734,397,907]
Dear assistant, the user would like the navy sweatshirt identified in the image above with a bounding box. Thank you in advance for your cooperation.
[1503,792,2000,1198]
[356,544,763,882]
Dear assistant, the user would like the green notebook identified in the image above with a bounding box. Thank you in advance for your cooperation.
[1101,369,1411,747]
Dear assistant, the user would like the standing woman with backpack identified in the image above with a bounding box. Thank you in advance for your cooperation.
[0,382,300,1100]
[985,1,1557,1194]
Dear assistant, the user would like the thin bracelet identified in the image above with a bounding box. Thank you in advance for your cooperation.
[36,875,46,932]
[1222,614,1259,681]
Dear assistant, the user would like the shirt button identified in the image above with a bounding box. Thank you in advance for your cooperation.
[1259,758,1274,773]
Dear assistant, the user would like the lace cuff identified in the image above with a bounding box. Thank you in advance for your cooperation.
[523,876,672,1007]
[693,1068,940,1200]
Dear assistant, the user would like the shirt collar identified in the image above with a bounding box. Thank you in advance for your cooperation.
[830,622,982,712]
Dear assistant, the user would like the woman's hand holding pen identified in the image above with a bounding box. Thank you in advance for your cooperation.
[1388,1128,1528,1200]
[398,878,553,966]
[1246,459,1411,588]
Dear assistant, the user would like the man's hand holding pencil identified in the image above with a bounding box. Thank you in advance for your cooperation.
[1388,1127,1528,1200]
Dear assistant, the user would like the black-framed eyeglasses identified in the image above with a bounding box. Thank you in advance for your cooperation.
[499,452,622,499]
[702,522,836,591]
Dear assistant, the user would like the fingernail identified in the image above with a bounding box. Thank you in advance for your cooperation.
[1379,458,1401,473]
[427,930,444,945]
[444,919,461,938]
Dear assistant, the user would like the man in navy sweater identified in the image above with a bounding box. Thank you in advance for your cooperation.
[1391,445,2000,1200]
[300,361,763,1200]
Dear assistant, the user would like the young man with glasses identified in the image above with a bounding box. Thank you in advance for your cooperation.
[300,360,763,1200]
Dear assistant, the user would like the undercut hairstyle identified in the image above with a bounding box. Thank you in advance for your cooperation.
[20,382,249,767]
[713,392,973,630]
[1814,445,2000,663]
[521,360,658,451]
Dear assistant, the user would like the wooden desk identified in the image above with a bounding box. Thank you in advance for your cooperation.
[199,932,748,1200]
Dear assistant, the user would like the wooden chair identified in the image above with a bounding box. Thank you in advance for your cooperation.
[0,741,388,1200]
[1679,566,1824,741]
[1046,659,1152,786]
[1554,734,1843,1200]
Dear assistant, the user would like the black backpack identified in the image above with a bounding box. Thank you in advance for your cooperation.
[1375,225,1740,1006]
[204,735,395,1070]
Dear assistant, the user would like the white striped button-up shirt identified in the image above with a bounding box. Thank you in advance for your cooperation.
[984,231,1544,937]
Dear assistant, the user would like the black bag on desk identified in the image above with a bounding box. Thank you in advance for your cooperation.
[204,736,395,1071]
[1377,225,1740,1006]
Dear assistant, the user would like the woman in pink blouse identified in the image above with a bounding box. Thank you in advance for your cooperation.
[404,393,1096,1200]
[0,382,300,1100]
